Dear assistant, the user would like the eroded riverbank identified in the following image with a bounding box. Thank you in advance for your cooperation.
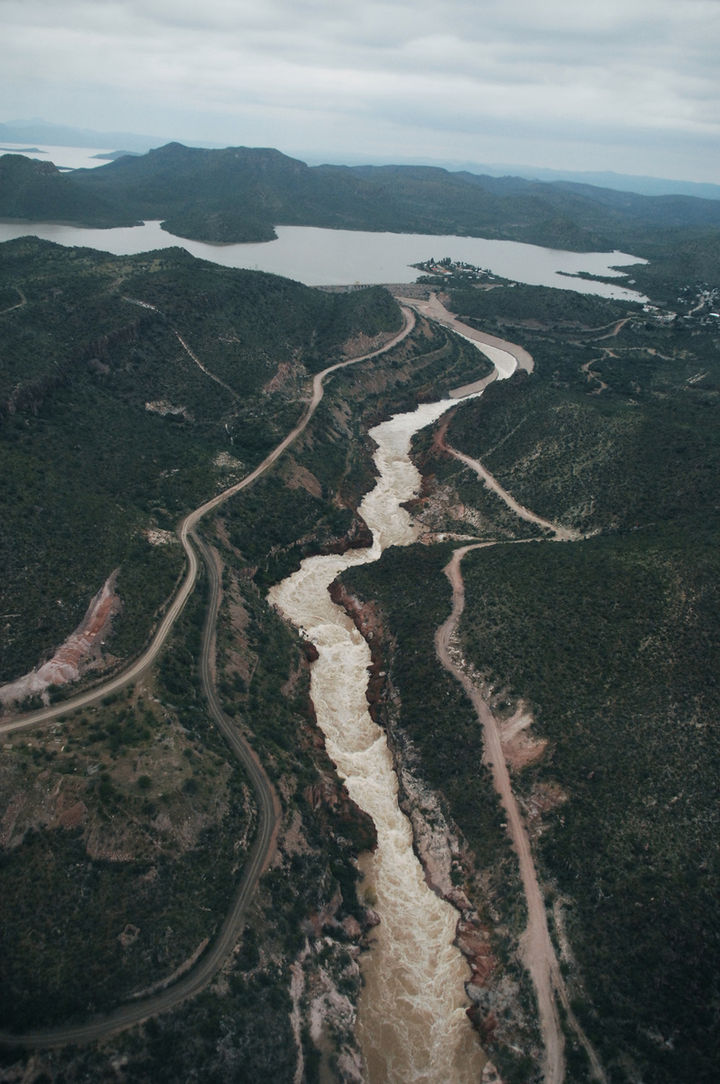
[268,402,486,1081]
[268,339,518,1080]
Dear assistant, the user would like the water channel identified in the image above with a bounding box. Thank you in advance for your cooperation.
[268,344,516,1081]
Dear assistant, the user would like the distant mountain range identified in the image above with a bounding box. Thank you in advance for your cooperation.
[0,119,167,154]
[3,139,720,265]
[3,118,719,202]
[488,166,720,203]
[302,151,720,203]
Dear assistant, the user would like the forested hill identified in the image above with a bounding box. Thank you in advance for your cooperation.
[4,142,720,263]
[0,154,137,228]
[0,236,401,682]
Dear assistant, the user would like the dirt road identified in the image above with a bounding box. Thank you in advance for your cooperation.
[0,306,416,1049]
[0,534,281,1050]
[0,307,415,743]
[430,435,605,1082]
[435,422,581,542]
[0,286,27,315]
[436,544,566,1084]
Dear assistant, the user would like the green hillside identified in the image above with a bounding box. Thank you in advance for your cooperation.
[1,227,718,1081]
[340,282,720,1082]
[0,235,491,1080]
[0,154,137,227]
[4,142,720,267]
[0,237,400,683]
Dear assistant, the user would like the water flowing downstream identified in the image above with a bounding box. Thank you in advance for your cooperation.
[269,349,516,1081]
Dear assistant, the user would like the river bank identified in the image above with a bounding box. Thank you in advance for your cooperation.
[268,394,495,1083]
[332,580,537,1082]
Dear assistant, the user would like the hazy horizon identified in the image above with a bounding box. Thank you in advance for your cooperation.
[3,119,720,203]
[3,2,718,186]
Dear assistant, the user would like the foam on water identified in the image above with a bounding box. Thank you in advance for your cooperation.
[268,391,499,1081]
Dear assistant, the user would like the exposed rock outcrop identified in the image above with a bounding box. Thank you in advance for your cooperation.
[0,572,121,708]
[304,770,377,855]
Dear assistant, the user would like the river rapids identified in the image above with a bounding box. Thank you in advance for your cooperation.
[268,346,515,1081]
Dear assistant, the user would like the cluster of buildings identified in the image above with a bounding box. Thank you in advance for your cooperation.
[412,257,497,282]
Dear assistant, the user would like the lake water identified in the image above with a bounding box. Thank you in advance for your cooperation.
[0,143,118,170]
[0,220,646,299]
[0,144,646,299]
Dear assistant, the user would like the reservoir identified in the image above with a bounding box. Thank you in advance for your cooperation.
[0,141,645,298]
[0,221,645,300]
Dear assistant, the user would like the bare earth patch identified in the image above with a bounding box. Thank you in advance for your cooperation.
[144,527,178,546]
[0,573,121,708]
[499,706,548,772]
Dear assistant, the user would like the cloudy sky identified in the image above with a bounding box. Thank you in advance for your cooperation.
[3,0,720,181]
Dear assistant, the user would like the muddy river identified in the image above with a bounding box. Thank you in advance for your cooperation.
[268,345,515,1080]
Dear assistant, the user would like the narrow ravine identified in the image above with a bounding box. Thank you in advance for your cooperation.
[268,351,517,1081]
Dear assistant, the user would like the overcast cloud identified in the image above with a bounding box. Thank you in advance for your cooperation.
[3,0,719,180]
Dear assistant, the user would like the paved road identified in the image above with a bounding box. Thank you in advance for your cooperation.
[0,308,415,1049]
[0,308,415,743]
[0,534,280,1049]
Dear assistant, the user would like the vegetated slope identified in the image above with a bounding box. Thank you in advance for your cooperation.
[336,279,719,1082]
[0,264,490,1078]
[446,284,720,536]
[219,313,493,592]
[0,154,138,227]
[428,286,718,1081]
[0,236,400,684]
[0,238,413,1075]
[458,529,719,1084]
[0,589,257,1030]
[5,142,720,262]
[0,544,375,1069]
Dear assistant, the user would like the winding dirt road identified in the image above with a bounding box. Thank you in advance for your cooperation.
[0,306,416,1049]
[0,534,280,1050]
[433,434,605,1082]
[0,285,27,315]
[442,440,581,542]
[0,308,415,743]
[437,544,566,1084]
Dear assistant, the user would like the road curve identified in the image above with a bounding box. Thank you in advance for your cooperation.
[0,306,415,1049]
[434,420,581,542]
[0,307,415,743]
[0,534,280,1050]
